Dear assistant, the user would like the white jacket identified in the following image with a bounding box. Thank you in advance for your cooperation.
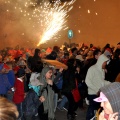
[85,54,110,95]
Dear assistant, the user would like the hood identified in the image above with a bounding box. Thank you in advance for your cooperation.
[96,54,109,70]
[100,82,120,119]
[38,66,54,85]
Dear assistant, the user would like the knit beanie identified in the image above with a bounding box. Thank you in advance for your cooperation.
[17,68,25,78]
[100,82,120,119]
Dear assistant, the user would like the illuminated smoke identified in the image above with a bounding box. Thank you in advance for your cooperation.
[1,0,76,47]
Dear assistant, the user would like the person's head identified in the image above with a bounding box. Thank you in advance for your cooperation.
[114,49,120,59]
[117,42,120,49]
[32,60,43,73]
[0,97,19,120]
[17,60,26,69]
[93,49,101,60]
[41,66,54,80]
[64,52,69,59]
[53,46,60,53]
[40,49,46,58]
[34,48,41,57]
[17,68,25,78]
[45,68,53,79]
[67,58,76,69]
[86,51,94,60]
[71,47,78,56]
[104,48,112,59]
[96,54,109,69]
[94,82,120,119]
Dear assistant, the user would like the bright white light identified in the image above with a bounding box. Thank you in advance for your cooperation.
[37,0,76,46]
[78,30,80,33]
[4,0,76,46]
[88,9,90,13]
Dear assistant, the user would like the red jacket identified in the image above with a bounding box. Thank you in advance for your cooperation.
[13,78,24,104]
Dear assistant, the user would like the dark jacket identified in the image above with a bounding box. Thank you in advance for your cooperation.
[23,89,41,116]
[62,69,76,93]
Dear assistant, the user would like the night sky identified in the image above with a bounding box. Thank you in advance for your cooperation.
[0,0,120,49]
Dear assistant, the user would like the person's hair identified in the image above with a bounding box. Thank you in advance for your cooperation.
[93,49,101,57]
[0,97,19,120]
[71,47,78,53]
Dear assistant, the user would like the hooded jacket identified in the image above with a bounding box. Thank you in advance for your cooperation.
[100,82,120,119]
[85,54,110,95]
[39,67,55,120]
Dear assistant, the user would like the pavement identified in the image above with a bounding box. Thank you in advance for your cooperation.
[55,106,87,120]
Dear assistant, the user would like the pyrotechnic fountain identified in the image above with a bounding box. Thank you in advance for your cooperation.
[1,0,76,46]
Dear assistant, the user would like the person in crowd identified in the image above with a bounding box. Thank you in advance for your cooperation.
[27,48,43,72]
[69,47,78,59]
[62,59,78,120]
[105,46,120,82]
[23,80,42,120]
[53,67,64,112]
[61,52,69,65]
[13,68,26,120]
[17,58,31,92]
[46,46,60,60]
[38,66,56,120]
[6,61,15,101]
[0,55,12,97]
[75,60,87,110]
[81,49,101,80]
[102,43,111,53]
[40,49,46,59]
[57,95,68,111]
[85,54,111,120]
[94,82,120,120]
[0,97,19,120]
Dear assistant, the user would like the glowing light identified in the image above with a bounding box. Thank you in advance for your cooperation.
[95,12,98,15]
[88,9,90,13]
[37,0,76,46]
[78,30,80,33]
[3,0,76,46]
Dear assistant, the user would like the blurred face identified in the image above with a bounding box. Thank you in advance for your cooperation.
[95,52,101,59]
[45,70,53,79]
[73,50,77,56]
[101,100,113,115]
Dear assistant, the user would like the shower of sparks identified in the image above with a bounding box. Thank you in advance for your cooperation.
[2,0,76,46]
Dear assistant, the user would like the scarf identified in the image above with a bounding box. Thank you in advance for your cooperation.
[39,66,55,119]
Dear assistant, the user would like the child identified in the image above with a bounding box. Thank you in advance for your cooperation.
[13,68,25,120]
[23,82,41,120]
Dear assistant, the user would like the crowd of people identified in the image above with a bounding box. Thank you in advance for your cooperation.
[0,42,120,120]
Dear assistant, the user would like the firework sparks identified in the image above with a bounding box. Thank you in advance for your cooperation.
[37,1,75,46]
[2,0,76,46]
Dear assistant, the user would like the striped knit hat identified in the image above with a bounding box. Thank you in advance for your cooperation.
[100,82,120,119]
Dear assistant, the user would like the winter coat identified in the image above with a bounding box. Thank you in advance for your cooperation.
[23,89,41,116]
[85,54,110,95]
[0,63,12,95]
[13,78,24,104]
[62,65,76,94]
